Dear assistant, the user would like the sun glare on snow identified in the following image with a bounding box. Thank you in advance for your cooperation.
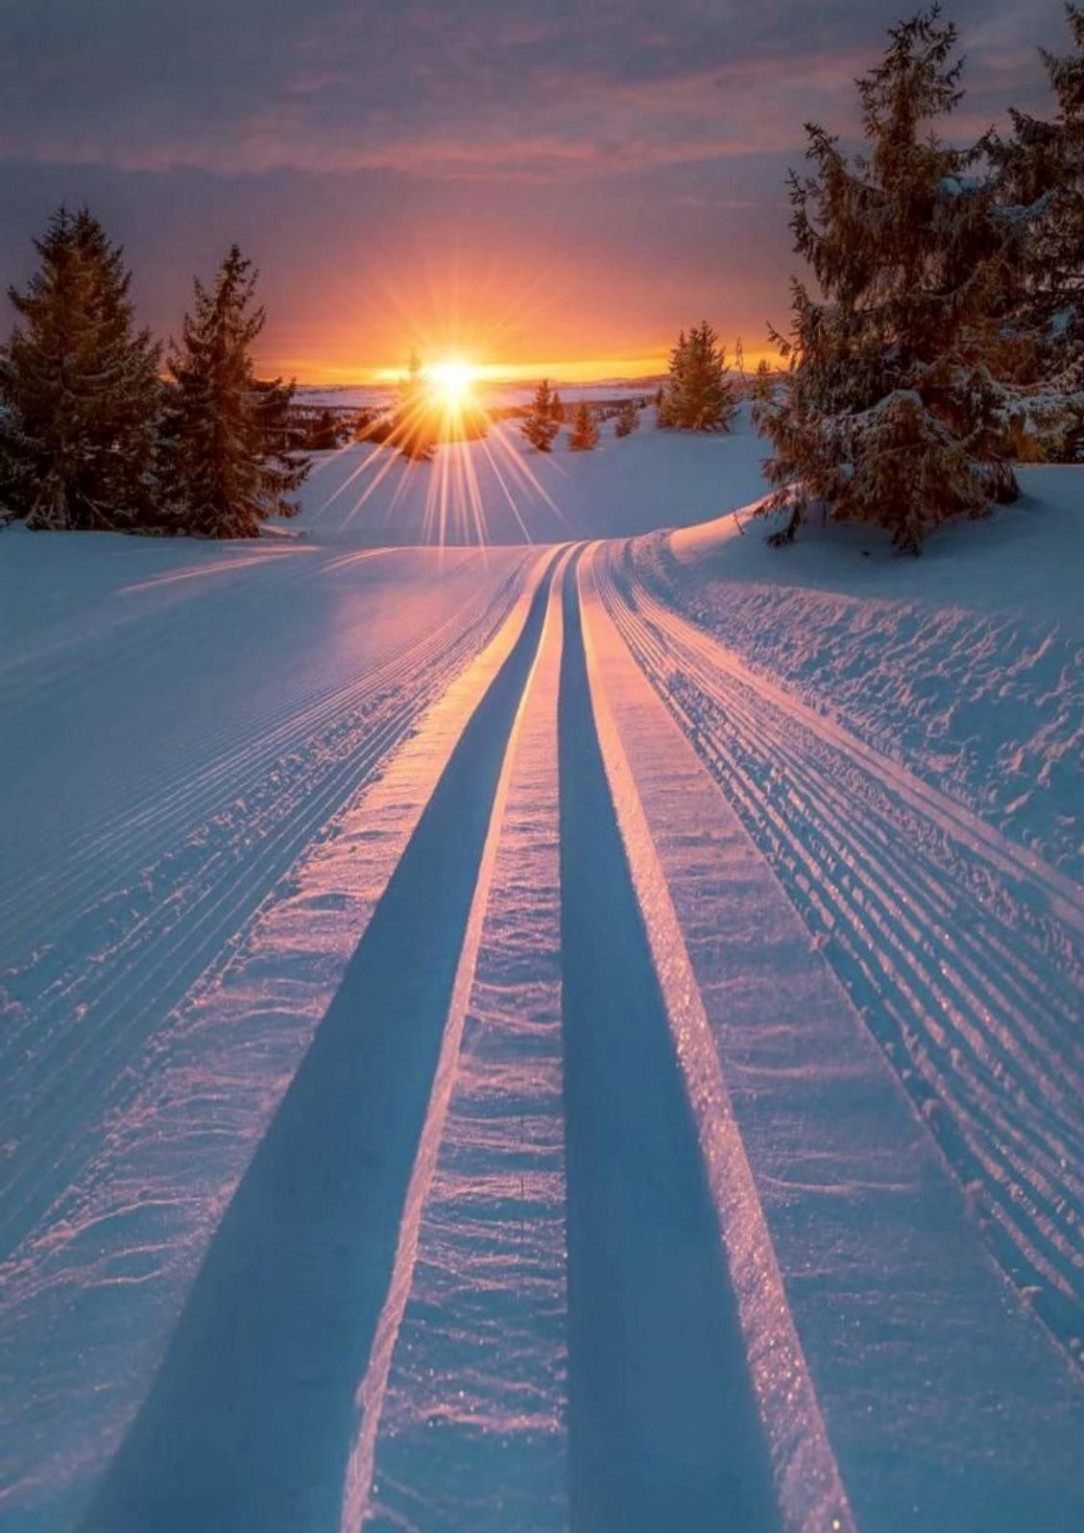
[317,350,562,546]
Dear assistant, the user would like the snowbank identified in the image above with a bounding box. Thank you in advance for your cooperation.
[649,467,1084,874]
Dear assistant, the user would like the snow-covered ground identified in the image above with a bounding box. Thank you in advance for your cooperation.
[296,380,660,414]
[299,411,766,545]
[2,414,1083,1531]
[657,465,1084,876]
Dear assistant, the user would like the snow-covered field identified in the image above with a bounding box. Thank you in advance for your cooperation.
[296,379,660,414]
[299,411,765,545]
[2,412,1083,1530]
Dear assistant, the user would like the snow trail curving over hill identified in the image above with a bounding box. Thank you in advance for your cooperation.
[3,431,1083,1530]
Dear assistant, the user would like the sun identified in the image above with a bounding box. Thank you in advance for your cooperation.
[428,358,477,410]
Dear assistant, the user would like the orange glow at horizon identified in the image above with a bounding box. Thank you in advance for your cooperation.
[265,354,661,388]
[252,237,779,387]
[302,309,774,551]
[265,347,778,388]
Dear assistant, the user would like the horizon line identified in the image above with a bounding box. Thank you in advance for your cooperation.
[264,348,778,388]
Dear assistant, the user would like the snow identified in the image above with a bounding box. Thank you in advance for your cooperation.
[573,558,851,1533]
[2,412,1083,1531]
[299,408,769,545]
[296,380,659,414]
[584,550,1084,1524]
[362,571,569,1531]
[0,533,537,1530]
[661,465,1084,874]
[80,560,559,1532]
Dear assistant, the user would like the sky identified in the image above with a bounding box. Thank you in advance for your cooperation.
[0,0,1072,382]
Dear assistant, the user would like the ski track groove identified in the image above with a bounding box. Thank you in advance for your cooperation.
[570,548,853,1533]
[360,563,569,1532]
[342,550,572,1531]
[596,540,1084,1359]
[3,558,523,1007]
[77,551,562,1533]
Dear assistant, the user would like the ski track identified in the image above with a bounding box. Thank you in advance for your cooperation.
[0,554,531,1258]
[77,552,563,1532]
[560,550,800,1533]
[4,524,1084,1531]
[0,548,521,964]
[595,538,1084,1366]
[573,549,853,1533]
[358,559,570,1533]
[579,547,1084,1527]
[2,550,554,1533]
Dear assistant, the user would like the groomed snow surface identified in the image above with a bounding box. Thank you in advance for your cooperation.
[2,407,1083,1531]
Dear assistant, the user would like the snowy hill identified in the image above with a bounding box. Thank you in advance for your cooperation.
[298,407,770,544]
[2,417,1083,1532]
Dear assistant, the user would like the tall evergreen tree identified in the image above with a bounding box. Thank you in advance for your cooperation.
[992,7,1084,330]
[521,379,560,451]
[654,382,672,428]
[310,407,342,451]
[987,5,1084,453]
[569,401,600,451]
[614,398,640,438]
[163,245,308,537]
[751,358,777,403]
[755,8,1021,552]
[658,322,737,431]
[655,331,684,429]
[0,207,162,530]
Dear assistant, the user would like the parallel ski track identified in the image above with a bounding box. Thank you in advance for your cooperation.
[10,529,1082,1529]
[597,541,1084,1359]
[560,550,827,1533]
[1,557,532,1258]
[342,553,572,1531]
[79,551,562,1533]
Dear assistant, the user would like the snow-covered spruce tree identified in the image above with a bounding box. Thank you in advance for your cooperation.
[987,4,1084,456]
[656,330,685,430]
[654,382,673,428]
[163,246,309,537]
[614,398,639,438]
[0,207,162,531]
[549,388,565,425]
[755,8,1021,553]
[658,321,737,431]
[569,401,600,451]
[656,332,683,428]
[521,379,560,452]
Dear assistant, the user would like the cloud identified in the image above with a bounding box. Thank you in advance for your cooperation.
[0,0,1069,182]
[0,0,1073,379]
